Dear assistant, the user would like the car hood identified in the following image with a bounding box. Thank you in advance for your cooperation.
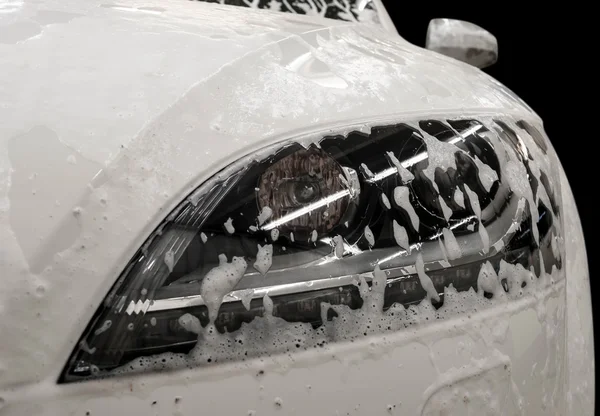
[0,0,535,387]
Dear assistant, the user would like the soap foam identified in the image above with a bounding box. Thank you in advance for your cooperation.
[200,255,248,323]
[364,225,375,247]
[392,220,410,253]
[254,244,273,275]
[393,186,419,231]
[386,151,415,183]
[442,227,462,260]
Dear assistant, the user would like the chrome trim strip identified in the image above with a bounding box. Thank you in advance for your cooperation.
[147,265,425,312]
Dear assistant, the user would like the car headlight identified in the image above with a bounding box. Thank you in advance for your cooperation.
[62,116,561,382]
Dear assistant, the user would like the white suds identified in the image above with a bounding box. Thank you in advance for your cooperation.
[393,186,419,231]
[200,255,248,322]
[372,266,387,295]
[438,237,448,262]
[438,196,453,221]
[361,163,374,178]
[263,294,274,315]
[418,129,463,192]
[453,188,465,208]
[415,253,440,302]
[178,313,202,334]
[254,244,273,275]
[257,206,273,225]
[270,229,279,241]
[442,227,462,260]
[479,223,490,254]
[333,235,344,258]
[79,340,97,355]
[364,225,375,247]
[551,234,560,260]
[238,289,255,311]
[498,259,532,296]
[164,250,175,272]
[386,151,415,183]
[392,220,410,252]
[463,185,489,253]
[224,217,235,234]
[94,320,112,335]
[473,155,499,192]
[381,193,391,209]
[477,261,501,296]
[311,229,318,243]
[463,185,481,218]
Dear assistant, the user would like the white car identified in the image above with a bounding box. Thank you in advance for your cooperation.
[0,0,594,415]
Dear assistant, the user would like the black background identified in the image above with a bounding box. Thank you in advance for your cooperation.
[381,2,597,364]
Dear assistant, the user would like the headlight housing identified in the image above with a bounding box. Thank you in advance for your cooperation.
[62,116,562,382]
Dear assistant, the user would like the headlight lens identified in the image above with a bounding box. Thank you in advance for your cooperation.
[62,116,562,381]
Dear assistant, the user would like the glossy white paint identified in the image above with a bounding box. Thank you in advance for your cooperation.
[0,0,593,415]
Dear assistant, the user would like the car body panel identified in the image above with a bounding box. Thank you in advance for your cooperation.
[0,0,593,415]
[562,169,595,415]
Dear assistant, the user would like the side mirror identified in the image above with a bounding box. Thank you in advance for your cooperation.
[425,18,498,69]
